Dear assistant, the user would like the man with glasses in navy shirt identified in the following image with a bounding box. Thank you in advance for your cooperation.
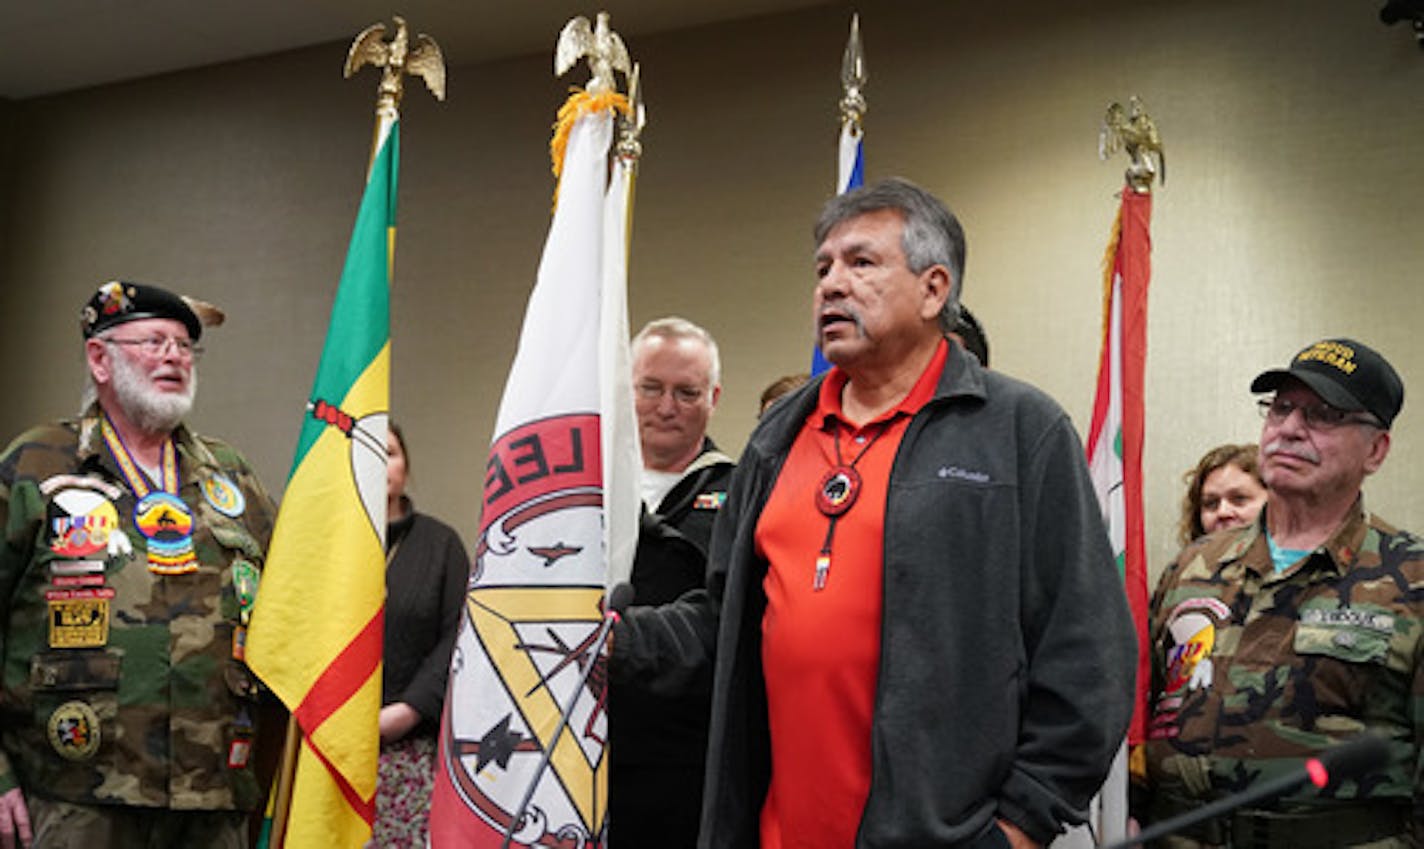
[609,316,735,848]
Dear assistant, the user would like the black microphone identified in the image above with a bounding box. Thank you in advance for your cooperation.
[500,582,633,849]
[1105,735,1394,849]
[607,581,635,619]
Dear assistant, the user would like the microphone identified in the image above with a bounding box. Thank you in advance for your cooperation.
[606,580,635,619]
[1105,735,1393,849]
[500,582,633,849]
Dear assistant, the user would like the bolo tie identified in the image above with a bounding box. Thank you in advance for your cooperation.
[812,419,887,590]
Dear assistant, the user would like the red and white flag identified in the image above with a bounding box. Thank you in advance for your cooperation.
[1078,187,1153,846]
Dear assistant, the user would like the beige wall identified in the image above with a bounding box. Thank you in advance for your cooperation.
[4,0,1424,579]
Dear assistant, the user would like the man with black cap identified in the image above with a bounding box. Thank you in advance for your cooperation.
[1142,338,1422,848]
[0,281,276,849]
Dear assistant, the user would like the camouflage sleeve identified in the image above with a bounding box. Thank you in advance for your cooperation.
[0,436,36,796]
[1413,620,1424,827]
[0,464,13,795]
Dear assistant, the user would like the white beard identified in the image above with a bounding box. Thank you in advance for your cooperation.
[109,350,196,434]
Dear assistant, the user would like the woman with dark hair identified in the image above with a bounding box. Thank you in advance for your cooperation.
[371,422,470,848]
[1176,443,1266,546]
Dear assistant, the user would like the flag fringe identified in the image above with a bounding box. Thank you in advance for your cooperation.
[1099,199,1124,343]
[550,88,630,208]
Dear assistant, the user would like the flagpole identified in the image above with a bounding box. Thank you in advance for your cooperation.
[814,13,869,375]
[838,12,866,194]
[344,15,447,174]
[252,18,445,848]
[602,60,645,589]
[1074,96,1163,849]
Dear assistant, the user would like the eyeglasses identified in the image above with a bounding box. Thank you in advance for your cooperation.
[1257,397,1380,431]
[103,335,204,361]
[635,381,706,405]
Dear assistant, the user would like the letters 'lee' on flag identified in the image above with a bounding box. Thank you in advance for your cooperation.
[428,18,637,845]
[1086,186,1152,749]
[814,13,867,375]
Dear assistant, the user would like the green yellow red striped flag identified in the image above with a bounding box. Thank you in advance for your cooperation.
[246,118,397,848]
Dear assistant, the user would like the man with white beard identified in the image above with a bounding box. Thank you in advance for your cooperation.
[0,282,277,849]
[1143,338,1422,848]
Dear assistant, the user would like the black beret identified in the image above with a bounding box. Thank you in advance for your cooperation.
[79,281,202,341]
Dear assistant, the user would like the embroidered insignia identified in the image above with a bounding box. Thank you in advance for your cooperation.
[48,559,106,577]
[134,492,197,575]
[48,488,125,559]
[232,559,260,624]
[95,281,133,318]
[1150,599,1228,740]
[47,701,102,761]
[693,492,726,510]
[50,574,105,588]
[39,474,123,500]
[203,473,247,518]
[227,739,252,769]
[1300,608,1395,633]
[46,588,115,648]
[232,625,247,661]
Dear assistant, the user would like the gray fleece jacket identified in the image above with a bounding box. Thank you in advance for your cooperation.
[615,341,1136,848]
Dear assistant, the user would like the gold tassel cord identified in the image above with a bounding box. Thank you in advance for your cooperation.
[549,88,632,208]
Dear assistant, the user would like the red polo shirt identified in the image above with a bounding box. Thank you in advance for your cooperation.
[755,339,948,849]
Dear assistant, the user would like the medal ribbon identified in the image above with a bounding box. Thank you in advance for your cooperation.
[102,414,195,574]
[101,414,178,497]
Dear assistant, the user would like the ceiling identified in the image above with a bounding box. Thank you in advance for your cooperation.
[2,0,835,100]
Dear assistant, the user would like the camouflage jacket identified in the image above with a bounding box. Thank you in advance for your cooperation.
[0,409,276,810]
[1145,500,1424,832]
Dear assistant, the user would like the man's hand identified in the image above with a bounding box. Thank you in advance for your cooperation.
[378,702,421,744]
[0,787,32,849]
[996,818,1041,849]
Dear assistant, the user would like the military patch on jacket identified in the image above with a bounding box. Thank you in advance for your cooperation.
[46,588,115,648]
[1299,608,1395,633]
[47,700,101,760]
[47,487,126,560]
[1150,596,1232,740]
[227,739,252,769]
[693,492,727,510]
[232,558,260,624]
[48,559,105,577]
[203,472,247,518]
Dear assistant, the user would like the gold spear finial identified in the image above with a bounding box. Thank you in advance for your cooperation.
[617,62,647,162]
[1099,95,1165,194]
[840,13,867,131]
[555,12,631,96]
[345,15,447,123]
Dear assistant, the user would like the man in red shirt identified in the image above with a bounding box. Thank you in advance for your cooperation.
[616,178,1135,848]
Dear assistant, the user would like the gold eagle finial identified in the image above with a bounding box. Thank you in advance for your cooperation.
[555,12,631,95]
[1099,96,1164,193]
[345,15,447,111]
[840,13,867,130]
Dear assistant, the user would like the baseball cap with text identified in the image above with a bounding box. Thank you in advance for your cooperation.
[1250,338,1404,429]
